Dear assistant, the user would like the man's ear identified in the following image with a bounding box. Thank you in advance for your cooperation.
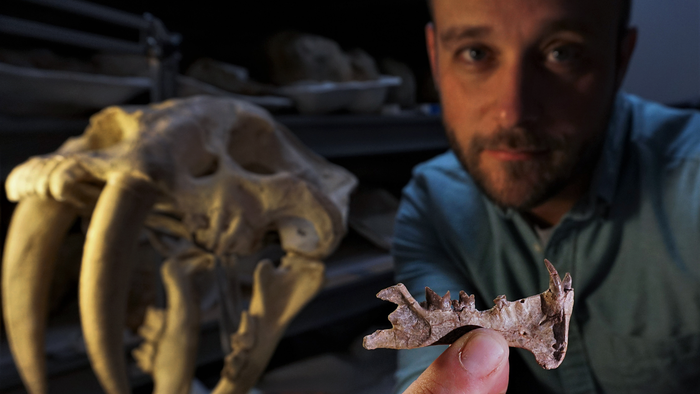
[426,22,440,87]
[615,27,638,89]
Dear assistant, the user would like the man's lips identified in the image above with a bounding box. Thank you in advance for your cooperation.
[483,149,549,161]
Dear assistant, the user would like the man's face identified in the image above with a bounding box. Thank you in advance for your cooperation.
[428,0,634,210]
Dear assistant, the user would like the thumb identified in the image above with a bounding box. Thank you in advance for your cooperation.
[404,328,510,394]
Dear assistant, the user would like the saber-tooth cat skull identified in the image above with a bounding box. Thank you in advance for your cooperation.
[2,95,357,394]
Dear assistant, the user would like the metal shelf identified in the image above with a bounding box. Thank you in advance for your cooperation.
[0,113,447,179]
[278,113,446,158]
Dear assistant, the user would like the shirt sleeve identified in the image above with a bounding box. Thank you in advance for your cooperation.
[391,168,472,393]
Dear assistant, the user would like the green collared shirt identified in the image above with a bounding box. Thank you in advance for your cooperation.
[392,93,700,394]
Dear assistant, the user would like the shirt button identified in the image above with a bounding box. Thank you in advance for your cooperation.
[533,243,542,253]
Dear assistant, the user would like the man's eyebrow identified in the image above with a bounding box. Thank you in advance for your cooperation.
[439,25,492,44]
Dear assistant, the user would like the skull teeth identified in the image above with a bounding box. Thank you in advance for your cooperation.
[1,197,78,394]
[456,290,476,312]
[420,288,477,312]
[440,292,452,311]
[422,287,443,311]
[494,295,508,309]
[563,272,572,291]
[545,259,563,296]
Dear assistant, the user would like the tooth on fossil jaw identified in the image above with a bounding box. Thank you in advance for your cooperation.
[363,259,574,370]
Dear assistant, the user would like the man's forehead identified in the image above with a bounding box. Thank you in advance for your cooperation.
[439,20,597,45]
[432,0,620,39]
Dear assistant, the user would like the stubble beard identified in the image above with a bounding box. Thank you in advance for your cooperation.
[445,124,603,212]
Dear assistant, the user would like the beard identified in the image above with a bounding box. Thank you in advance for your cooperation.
[445,124,603,211]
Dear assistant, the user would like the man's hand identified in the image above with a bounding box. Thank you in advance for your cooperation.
[404,329,510,394]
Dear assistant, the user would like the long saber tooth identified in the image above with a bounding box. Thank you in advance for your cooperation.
[79,174,156,394]
[2,197,77,394]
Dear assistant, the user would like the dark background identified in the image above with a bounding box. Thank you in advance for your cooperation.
[0,0,434,91]
[0,0,444,246]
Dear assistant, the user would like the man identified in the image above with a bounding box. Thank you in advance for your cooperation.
[393,0,700,393]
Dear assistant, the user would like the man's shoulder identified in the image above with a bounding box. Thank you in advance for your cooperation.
[624,93,700,159]
[407,150,482,199]
[411,150,469,183]
[403,150,487,218]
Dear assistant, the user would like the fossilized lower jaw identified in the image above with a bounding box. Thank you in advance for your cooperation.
[363,259,574,370]
[212,255,326,394]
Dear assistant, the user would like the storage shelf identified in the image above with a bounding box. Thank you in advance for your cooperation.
[0,113,446,179]
[277,113,447,158]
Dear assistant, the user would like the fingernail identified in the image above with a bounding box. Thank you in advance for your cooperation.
[459,330,508,378]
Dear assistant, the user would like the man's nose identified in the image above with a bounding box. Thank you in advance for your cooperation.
[495,60,541,128]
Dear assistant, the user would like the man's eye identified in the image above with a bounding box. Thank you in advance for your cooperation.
[460,47,489,63]
[547,46,580,63]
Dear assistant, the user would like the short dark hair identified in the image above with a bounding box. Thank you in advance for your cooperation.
[426,0,632,36]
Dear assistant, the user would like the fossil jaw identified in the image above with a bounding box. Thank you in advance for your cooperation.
[363,259,574,370]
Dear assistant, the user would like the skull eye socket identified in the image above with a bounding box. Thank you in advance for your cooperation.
[190,156,219,178]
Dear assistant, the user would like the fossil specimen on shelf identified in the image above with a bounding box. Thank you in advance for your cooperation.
[3,95,357,394]
[364,259,574,370]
